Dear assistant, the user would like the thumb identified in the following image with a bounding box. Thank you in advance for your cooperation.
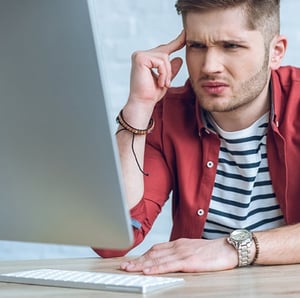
[170,57,183,81]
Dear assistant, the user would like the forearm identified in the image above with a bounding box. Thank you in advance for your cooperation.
[116,101,155,208]
[116,32,185,209]
[254,223,300,265]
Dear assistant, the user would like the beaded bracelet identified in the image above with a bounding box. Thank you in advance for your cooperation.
[252,233,260,264]
[116,109,155,135]
[115,109,154,176]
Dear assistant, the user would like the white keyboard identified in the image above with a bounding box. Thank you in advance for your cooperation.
[0,268,185,294]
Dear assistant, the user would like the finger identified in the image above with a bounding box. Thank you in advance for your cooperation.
[152,31,185,87]
[141,54,170,88]
[161,55,183,88]
[138,245,186,275]
[143,259,185,275]
[150,55,176,88]
[155,57,170,88]
[158,30,186,55]
[121,253,179,273]
[120,242,174,272]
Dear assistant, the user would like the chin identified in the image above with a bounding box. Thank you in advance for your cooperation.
[197,97,232,113]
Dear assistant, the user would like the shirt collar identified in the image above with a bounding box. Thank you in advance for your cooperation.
[270,70,280,129]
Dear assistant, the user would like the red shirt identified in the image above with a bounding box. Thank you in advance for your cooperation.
[95,66,300,257]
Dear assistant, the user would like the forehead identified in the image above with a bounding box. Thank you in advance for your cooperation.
[184,7,261,43]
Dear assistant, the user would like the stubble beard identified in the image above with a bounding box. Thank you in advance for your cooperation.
[192,52,270,113]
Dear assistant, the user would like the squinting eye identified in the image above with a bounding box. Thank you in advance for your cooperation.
[188,42,206,49]
[224,43,240,49]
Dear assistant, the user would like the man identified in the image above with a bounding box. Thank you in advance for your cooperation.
[94,0,300,274]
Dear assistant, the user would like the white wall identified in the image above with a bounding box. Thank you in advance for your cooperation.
[0,0,299,260]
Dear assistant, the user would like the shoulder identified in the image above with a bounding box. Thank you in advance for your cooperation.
[272,66,300,86]
[271,66,300,126]
[271,66,300,105]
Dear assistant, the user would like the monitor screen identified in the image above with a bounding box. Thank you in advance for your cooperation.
[0,0,133,250]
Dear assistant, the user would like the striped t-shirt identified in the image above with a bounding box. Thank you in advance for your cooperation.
[202,112,285,239]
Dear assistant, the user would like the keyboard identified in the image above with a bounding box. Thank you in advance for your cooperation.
[0,268,185,294]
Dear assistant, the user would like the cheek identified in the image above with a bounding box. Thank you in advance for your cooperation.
[185,50,202,76]
[228,53,266,80]
[242,47,268,72]
[240,59,266,80]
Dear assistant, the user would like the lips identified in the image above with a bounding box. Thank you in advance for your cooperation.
[201,81,229,95]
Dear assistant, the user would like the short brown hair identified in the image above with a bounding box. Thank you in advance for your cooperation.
[175,0,280,43]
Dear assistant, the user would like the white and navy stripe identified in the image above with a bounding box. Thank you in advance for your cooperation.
[202,112,285,239]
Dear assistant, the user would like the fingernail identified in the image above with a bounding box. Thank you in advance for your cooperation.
[120,262,129,269]
[126,263,135,270]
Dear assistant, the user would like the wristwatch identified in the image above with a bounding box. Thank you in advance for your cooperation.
[227,229,253,267]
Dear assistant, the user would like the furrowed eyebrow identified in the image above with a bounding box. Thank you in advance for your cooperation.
[222,39,248,45]
[186,39,248,46]
[186,40,204,45]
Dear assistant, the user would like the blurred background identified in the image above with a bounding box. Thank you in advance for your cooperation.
[0,0,299,260]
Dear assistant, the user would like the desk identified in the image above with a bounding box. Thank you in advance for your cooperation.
[0,257,299,297]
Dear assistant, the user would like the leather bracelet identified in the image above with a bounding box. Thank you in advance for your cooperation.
[116,109,155,135]
[252,233,260,264]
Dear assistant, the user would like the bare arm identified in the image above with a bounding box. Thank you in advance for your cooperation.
[120,223,300,274]
[255,223,300,265]
[117,31,185,208]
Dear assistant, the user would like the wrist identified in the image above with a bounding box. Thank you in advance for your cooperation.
[117,109,154,136]
[251,233,260,265]
[122,101,155,129]
[227,229,258,267]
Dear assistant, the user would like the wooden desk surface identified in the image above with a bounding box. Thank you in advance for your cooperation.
[0,257,299,297]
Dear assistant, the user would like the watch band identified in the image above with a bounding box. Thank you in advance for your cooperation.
[227,229,253,267]
[238,239,252,266]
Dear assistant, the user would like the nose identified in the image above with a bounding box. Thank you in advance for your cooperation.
[201,48,224,74]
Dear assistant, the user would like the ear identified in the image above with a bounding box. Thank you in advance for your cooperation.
[269,35,287,70]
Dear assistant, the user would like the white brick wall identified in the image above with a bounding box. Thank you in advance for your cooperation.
[93,0,186,120]
[281,0,300,66]
[98,0,300,120]
[0,0,299,260]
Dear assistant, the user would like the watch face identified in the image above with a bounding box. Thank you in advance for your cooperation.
[231,229,251,241]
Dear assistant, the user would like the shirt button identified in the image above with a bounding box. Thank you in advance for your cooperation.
[206,161,214,168]
[197,209,205,216]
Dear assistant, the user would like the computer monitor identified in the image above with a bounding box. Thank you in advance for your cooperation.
[0,0,133,250]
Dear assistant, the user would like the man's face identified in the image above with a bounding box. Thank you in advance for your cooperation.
[185,7,272,115]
